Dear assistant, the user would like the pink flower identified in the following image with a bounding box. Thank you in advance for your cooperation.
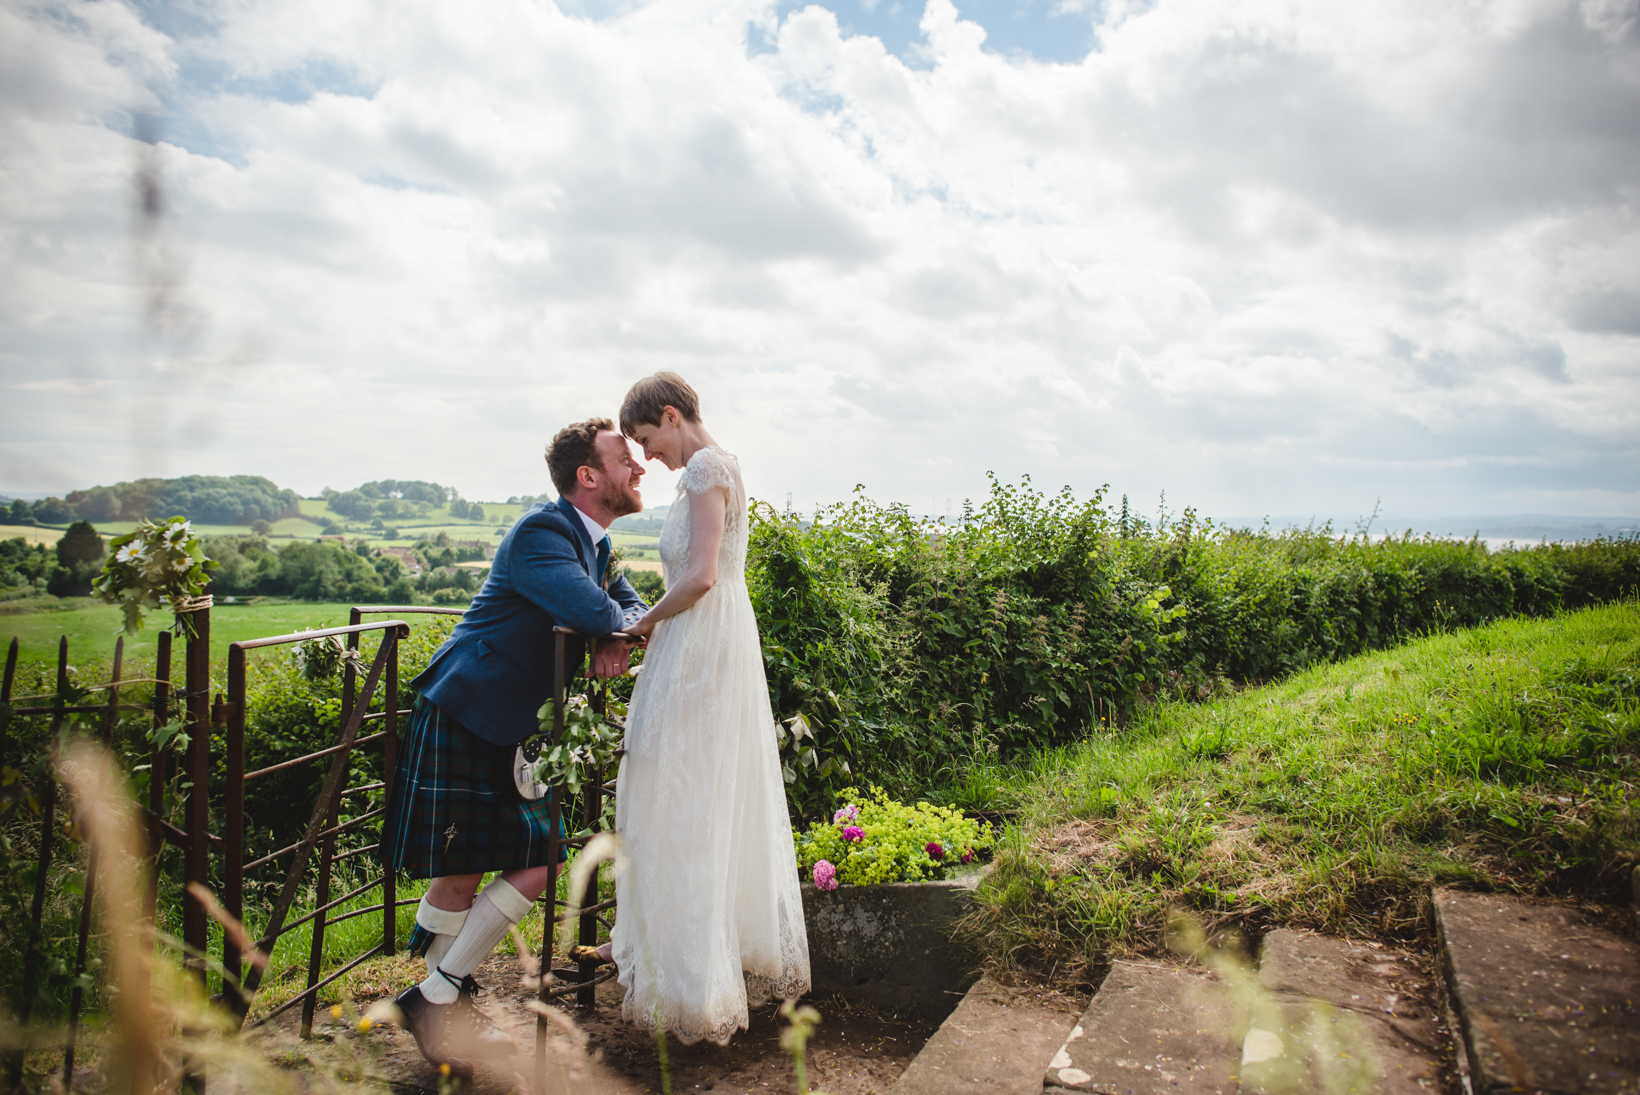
[813,860,838,891]
[842,825,865,843]
[960,849,975,865]
[926,842,945,860]
[833,804,859,824]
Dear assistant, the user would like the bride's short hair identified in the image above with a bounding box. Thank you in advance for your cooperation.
[620,372,700,436]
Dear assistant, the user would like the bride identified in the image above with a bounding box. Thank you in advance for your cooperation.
[605,371,810,1044]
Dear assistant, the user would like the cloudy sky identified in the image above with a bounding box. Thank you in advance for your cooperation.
[2,0,1637,523]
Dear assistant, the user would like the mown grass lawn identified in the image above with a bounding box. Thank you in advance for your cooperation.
[961,600,1640,979]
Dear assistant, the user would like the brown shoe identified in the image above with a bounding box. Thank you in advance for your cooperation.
[394,986,475,1079]
[569,944,614,967]
[455,975,515,1051]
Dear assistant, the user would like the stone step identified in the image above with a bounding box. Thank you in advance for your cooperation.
[1434,888,1640,1095]
[1040,933,1447,1095]
[1246,929,1447,1095]
[890,975,1082,1095]
[1042,960,1243,1094]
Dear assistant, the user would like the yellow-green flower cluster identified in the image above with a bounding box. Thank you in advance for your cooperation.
[795,786,993,886]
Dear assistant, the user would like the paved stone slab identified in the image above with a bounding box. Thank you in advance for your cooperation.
[1247,929,1446,1094]
[1042,961,1244,1095]
[1435,889,1640,1095]
[892,975,1079,1095]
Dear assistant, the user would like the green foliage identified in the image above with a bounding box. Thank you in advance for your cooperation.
[47,521,106,597]
[292,630,366,682]
[794,786,994,885]
[0,537,55,593]
[744,477,1640,816]
[205,536,433,603]
[93,517,218,635]
[534,690,625,799]
[623,567,665,603]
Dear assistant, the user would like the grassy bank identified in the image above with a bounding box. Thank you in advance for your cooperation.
[961,600,1640,979]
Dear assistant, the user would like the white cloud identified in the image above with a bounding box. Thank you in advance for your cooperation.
[0,0,1636,522]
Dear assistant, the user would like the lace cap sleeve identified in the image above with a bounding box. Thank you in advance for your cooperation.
[681,448,735,495]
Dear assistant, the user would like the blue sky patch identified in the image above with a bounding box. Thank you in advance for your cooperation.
[755,0,1103,65]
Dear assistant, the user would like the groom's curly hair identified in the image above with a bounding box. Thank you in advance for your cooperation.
[545,417,615,497]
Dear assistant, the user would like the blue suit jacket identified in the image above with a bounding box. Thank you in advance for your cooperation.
[411,498,647,745]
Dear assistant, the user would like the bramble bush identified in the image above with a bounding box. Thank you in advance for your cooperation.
[747,478,1640,816]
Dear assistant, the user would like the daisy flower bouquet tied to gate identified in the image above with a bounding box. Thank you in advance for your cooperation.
[796,786,994,889]
[93,516,218,636]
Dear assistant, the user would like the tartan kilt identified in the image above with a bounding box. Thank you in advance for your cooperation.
[383,695,564,878]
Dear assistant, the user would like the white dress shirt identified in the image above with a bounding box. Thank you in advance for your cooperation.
[569,502,610,549]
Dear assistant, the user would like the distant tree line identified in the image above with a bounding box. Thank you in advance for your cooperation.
[321,479,494,525]
[7,476,302,528]
[208,530,485,604]
[2,523,495,606]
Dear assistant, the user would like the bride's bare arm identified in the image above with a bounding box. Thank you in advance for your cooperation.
[625,484,729,636]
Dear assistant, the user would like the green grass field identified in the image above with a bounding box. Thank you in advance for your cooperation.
[960,600,1640,977]
[0,600,445,671]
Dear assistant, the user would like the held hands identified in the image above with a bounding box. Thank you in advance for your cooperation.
[591,635,644,678]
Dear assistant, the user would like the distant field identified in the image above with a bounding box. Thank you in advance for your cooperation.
[611,532,660,560]
[387,523,511,539]
[0,600,457,670]
[268,516,326,539]
[0,524,63,546]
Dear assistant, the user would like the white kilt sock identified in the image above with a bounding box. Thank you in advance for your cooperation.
[418,877,533,1005]
[415,894,469,975]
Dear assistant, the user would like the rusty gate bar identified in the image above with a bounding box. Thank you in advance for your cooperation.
[182,601,212,987]
[535,624,628,1079]
[1,636,16,773]
[382,633,398,956]
[299,609,358,1046]
[537,626,569,1085]
[143,631,173,934]
[300,783,342,1037]
[577,681,606,1009]
[222,636,247,1014]
[62,637,124,1087]
[347,605,465,954]
[9,637,69,1087]
[230,621,409,1017]
[296,621,366,1038]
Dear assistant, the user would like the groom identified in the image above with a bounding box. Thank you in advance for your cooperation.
[385,417,647,1076]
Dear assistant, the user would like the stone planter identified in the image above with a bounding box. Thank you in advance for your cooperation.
[801,868,987,1018]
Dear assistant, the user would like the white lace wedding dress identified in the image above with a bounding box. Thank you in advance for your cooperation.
[611,446,811,1045]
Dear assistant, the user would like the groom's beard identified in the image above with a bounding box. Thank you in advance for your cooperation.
[601,479,642,519]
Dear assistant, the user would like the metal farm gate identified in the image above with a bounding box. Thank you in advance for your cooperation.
[1,601,622,1090]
